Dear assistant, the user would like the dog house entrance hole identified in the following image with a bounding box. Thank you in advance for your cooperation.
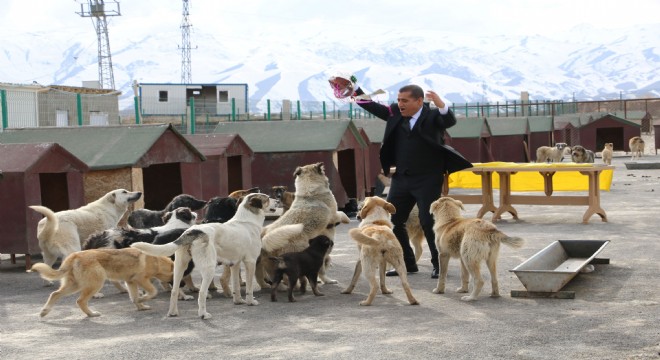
[142,163,182,210]
[39,173,70,212]
[227,155,243,195]
[596,127,624,151]
[337,149,357,199]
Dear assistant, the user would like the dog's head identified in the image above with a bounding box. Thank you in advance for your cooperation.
[240,193,272,215]
[107,189,142,206]
[162,207,197,226]
[293,162,329,195]
[308,235,334,252]
[430,197,464,223]
[271,186,287,200]
[604,143,613,151]
[357,196,396,222]
[571,145,588,162]
[203,196,238,223]
[165,194,207,212]
[555,143,568,150]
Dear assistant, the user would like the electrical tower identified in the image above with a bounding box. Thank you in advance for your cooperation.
[76,1,120,90]
[179,0,195,84]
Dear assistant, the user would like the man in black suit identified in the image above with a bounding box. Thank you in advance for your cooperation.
[351,83,472,278]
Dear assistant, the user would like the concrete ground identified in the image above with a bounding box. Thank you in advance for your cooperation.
[1,154,659,360]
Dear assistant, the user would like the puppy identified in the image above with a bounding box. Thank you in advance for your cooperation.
[430,197,524,301]
[202,196,238,223]
[269,235,334,302]
[536,143,570,163]
[342,197,419,306]
[28,248,173,317]
[128,194,206,229]
[601,143,613,165]
[271,186,295,213]
[571,145,595,163]
[131,193,273,319]
[629,136,645,160]
[228,187,261,200]
[29,189,142,268]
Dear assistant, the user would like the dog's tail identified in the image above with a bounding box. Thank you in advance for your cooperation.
[348,228,380,247]
[29,205,59,241]
[27,263,66,281]
[83,230,113,250]
[500,235,525,249]
[131,228,205,256]
[261,224,305,253]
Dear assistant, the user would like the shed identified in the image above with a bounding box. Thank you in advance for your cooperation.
[527,116,555,161]
[486,117,530,162]
[578,113,642,152]
[445,118,493,163]
[182,133,254,200]
[352,119,386,195]
[0,124,205,213]
[0,143,88,268]
[553,115,584,146]
[213,120,368,208]
[139,83,249,116]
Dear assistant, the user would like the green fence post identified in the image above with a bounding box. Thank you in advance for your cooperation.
[231,98,236,121]
[267,99,271,121]
[134,96,140,124]
[1,90,8,129]
[190,97,196,134]
[76,93,83,126]
[296,100,301,120]
[349,102,353,120]
[323,101,326,120]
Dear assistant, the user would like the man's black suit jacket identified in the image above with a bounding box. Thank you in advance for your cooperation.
[356,97,472,176]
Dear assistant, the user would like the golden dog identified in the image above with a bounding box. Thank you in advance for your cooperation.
[430,197,524,301]
[341,197,419,306]
[629,136,645,160]
[601,143,613,165]
[28,248,174,317]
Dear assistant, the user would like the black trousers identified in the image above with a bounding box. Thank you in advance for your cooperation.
[386,171,443,270]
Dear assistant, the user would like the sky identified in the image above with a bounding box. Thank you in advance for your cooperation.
[2,0,659,42]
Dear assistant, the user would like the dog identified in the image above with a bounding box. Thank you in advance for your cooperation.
[29,189,142,268]
[258,163,340,289]
[271,186,295,213]
[536,143,570,163]
[341,197,419,306]
[629,136,645,160]
[202,196,238,223]
[131,193,273,319]
[430,197,524,301]
[228,187,261,200]
[571,145,595,163]
[127,194,206,229]
[28,248,174,317]
[601,143,613,165]
[269,235,334,302]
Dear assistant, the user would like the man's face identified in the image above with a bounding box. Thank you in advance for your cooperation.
[397,91,423,117]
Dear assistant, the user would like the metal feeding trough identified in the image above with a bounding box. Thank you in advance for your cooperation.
[510,240,610,299]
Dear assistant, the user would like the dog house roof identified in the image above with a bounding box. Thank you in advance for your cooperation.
[0,143,88,173]
[352,119,386,144]
[183,133,253,157]
[527,116,554,133]
[485,117,529,136]
[446,117,491,139]
[582,113,641,129]
[212,120,367,153]
[0,124,204,170]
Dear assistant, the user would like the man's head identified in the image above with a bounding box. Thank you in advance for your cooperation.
[397,85,424,117]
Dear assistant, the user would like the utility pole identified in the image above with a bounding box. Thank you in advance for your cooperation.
[180,0,195,84]
[76,0,121,90]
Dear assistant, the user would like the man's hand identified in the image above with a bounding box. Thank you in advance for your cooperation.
[426,90,445,109]
[328,74,357,99]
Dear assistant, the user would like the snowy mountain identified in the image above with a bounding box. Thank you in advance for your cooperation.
[1,23,658,112]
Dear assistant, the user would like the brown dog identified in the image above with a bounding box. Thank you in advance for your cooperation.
[342,197,419,306]
[228,187,261,200]
[629,136,645,160]
[28,248,174,317]
[271,185,295,213]
[601,143,613,165]
[430,197,524,301]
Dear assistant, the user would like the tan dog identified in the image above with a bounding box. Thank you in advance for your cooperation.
[228,187,260,200]
[28,248,174,317]
[30,189,142,268]
[341,197,419,306]
[536,143,571,163]
[629,136,645,160]
[601,143,613,165]
[430,197,524,301]
[258,163,341,288]
[271,185,295,213]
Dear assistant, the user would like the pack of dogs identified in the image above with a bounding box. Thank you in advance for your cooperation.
[28,161,531,320]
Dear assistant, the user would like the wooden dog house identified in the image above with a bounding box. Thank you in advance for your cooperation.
[578,114,641,152]
[445,118,493,163]
[486,117,530,162]
[0,143,88,268]
[353,119,386,195]
[527,116,555,161]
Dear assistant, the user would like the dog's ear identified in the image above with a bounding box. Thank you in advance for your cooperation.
[162,211,173,223]
[248,195,264,209]
[456,199,465,211]
[109,192,117,204]
[315,162,324,174]
[384,201,396,214]
[294,166,302,177]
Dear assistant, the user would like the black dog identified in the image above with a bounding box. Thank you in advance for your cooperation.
[269,235,334,302]
[128,194,207,229]
[202,196,238,223]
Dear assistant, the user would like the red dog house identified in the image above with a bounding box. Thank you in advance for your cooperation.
[486,117,530,162]
[527,116,555,161]
[446,118,493,163]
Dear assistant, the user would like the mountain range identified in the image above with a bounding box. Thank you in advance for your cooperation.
[1,23,658,112]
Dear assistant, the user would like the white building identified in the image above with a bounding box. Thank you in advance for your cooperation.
[139,83,249,116]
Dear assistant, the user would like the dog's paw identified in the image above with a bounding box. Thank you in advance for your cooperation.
[87,311,102,317]
[320,277,338,284]
[409,300,420,305]
[381,288,393,295]
[167,311,179,317]
[200,312,212,320]
[247,299,259,306]
[432,288,444,294]
[233,298,247,305]
[490,292,501,298]
[359,300,372,306]
[39,308,51,317]
[456,287,469,293]
[181,294,194,301]
[137,304,151,311]
[460,295,477,302]
[93,292,105,299]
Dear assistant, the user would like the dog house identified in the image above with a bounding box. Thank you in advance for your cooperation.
[182,133,254,200]
[486,117,530,162]
[353,119,386,195]
[0,143,88,268]
[553,115,584,146]
[578,114,641,152]
[0,124,205,214]
[445,118,493,163]
[213,120,368,208]
[527,116,555,161]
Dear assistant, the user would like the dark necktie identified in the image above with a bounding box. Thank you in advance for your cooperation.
[402,116,412,132]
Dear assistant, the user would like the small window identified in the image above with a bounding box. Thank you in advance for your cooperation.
[158,90,168,102]
[218,90,229,103]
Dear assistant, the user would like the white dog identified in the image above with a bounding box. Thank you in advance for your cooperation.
[30,189,142,268]
[132,193,279,319]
